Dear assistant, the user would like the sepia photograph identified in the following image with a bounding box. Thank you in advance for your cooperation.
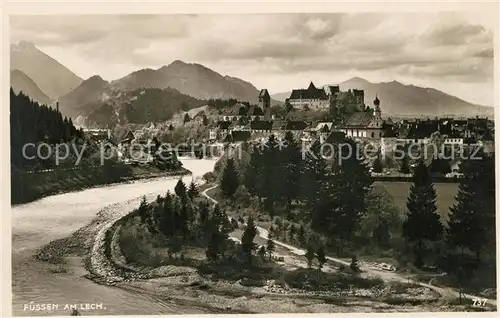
[6,1,498,316]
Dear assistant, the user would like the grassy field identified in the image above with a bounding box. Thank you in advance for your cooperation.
[376,182,459,221]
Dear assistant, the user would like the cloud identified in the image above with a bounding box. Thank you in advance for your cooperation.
[422,23,492,46]
[9,12,495,105]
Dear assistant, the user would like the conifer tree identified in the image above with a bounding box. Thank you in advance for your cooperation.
[403,160,443,268]
[315,139,372,253]
[400,153,411,174]
[361,187,400,248]
[206,231,221,262]
[241,215,258,266]
[198,201,210,225]
[183,113,191,124]
[447,153,495,264]
[305,244,315,268]
[244,146,263,195]
[260,134,281,213]
[172,198,183,237]
[221,212,232,234]
[350,255,360,272]
[158,192,174,236]
[316,245,327,270]
[187,180,199,200]
[211,204,224,226]
[175,179,187,198]
[372,155,383,173]
[283,131,302,215]
[266,232,276,260]
[297,224,307,247]
[168,236,183,259]
[301,140,329,219]
[289,224,297,242]
[179,199,191,239]
[220,158,239,198]
[137,196,149,224]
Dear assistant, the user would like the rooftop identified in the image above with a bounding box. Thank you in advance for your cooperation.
[341,112,374,128]
[289,82,327,100]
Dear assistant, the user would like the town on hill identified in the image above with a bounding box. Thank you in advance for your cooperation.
[9,10,496,315]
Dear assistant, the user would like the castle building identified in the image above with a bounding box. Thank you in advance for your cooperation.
[286,82,365,113]
[352,89,364,106]
[287,82,333,109]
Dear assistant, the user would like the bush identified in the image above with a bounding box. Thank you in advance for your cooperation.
[283,268,383,291]
[239,277,266,287]
[234,185,251,206]
[203,171,216,183]
[119,220,163,267]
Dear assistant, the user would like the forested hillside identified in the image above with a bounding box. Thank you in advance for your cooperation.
[10,88,82,169]
[86,87,206,127]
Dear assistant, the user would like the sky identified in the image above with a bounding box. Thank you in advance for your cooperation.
[10,12,496,106]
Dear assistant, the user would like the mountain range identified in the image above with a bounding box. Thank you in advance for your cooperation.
[272,77,493,117]
[10,41,493,121]
[10,69,52,106]
[112,60,263,103]
[11,41,82,99]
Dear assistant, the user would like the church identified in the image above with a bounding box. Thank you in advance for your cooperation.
[337,96,384,139]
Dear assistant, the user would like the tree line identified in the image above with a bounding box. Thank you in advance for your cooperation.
[10,89,83,169]
[217,132,496,284]
[220,132,374,255]
[134,178,266,267]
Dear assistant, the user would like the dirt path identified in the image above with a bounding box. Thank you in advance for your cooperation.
[201,184,497,308]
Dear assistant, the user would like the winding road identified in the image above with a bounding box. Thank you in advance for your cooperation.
[201,184,497,309]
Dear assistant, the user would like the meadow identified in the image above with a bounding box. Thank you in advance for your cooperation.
[375,182,459,222]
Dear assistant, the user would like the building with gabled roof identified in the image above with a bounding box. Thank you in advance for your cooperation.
[284,120,309,132]
[287,81,365,114]
[250,121,273,133]
[287,82,331,110]
[223,130,251,143]
[337,95,384,139]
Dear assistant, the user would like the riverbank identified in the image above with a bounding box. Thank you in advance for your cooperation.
[70,182,495,313]
[12,159,220,316]
[11,164,191,205]
[25,156,492,315]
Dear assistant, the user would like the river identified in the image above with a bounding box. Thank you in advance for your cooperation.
[11,158,217,316]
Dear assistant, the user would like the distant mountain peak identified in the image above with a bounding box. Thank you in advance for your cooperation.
[381,80,404,85]
[11,40,83,99]
[171,59,186,65]
[10,69,52,105]
[87,75,105,82]
[346,76,371,84]
[161,60,189,69]
[11,41,36,52]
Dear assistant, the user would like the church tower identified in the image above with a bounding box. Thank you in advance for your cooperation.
[373,95,381,118]
[258,89,271,120]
